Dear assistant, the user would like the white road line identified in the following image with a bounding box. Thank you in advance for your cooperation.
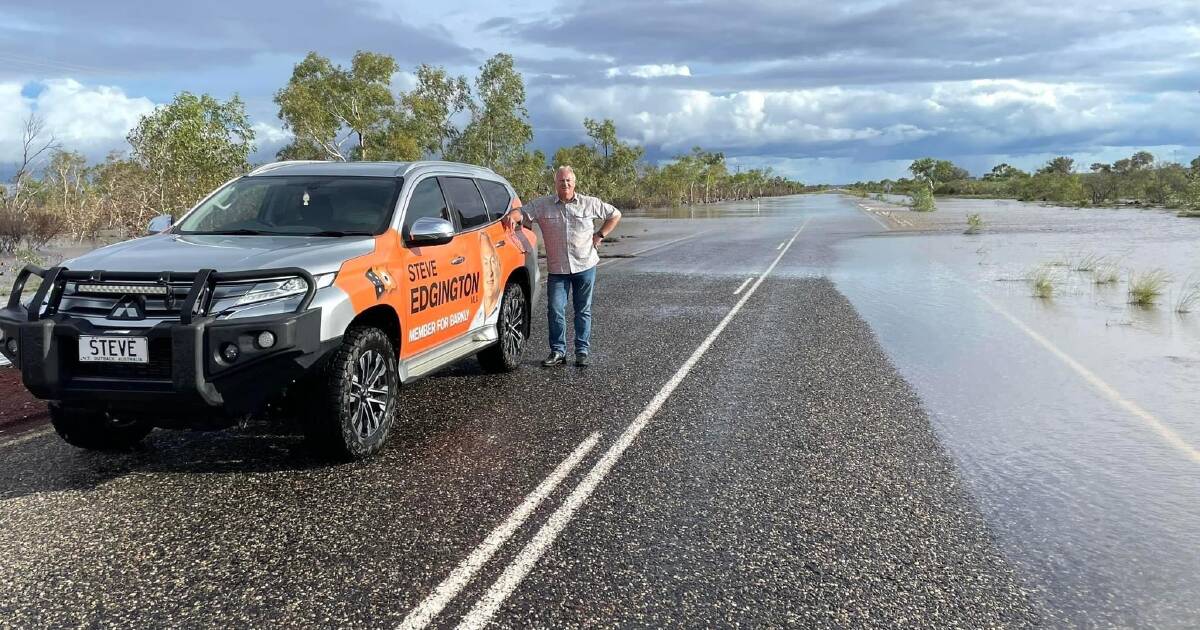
[455,220,810,630]
[776,241,784,250]
[973,290,1200,464]
[733,278,754,295]
[397,432,601,630]
[597,230,714,267]
[854,203,891,231]
[0,426,53,448]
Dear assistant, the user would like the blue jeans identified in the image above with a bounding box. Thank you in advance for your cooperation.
[547,267,596,354]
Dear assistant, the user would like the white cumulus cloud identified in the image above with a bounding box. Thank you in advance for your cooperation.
[0,79,155,164]
[535,77,1200,165]
[34,79,155,149]
[605,64,692,79]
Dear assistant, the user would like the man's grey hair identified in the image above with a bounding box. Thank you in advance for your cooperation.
[555,166,575,180]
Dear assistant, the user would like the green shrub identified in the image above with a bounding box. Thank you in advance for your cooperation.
[909,185,935,212]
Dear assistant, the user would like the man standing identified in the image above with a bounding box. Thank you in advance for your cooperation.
[520,166,621,367]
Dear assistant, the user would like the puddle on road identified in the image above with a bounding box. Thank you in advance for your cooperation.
[825,196,1200,627]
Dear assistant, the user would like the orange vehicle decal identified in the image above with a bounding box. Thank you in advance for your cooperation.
[333,197,537,361]
[335,229,406,316]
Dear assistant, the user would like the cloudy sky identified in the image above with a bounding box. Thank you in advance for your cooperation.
[2,0,1199,182]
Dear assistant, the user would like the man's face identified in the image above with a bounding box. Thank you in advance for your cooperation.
[555,172,576,201]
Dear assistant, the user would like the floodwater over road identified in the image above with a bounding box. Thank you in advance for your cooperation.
[630,195,1200,627]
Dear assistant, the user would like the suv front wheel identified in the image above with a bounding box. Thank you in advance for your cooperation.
[479,281,527,373]
[306,326,399,460]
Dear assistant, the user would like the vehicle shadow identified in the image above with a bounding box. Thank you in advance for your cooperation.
[0,419,345,502]
[0,358,575,503]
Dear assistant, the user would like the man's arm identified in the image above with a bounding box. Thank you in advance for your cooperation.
[502,198,534,230]
[591,201,622,248]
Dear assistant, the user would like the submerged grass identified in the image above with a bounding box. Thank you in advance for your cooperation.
[1093,262,1121,285]
[1175,275,1200,313]
[1072,252,1106,272]
[1029,266,1057,299]
[1128,269,1170,307]
[964,213,984,235]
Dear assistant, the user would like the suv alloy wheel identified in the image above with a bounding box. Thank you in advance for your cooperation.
[478,281,527,373]
[306,326,399,460]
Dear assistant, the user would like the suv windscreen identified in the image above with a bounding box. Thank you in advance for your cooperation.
[176,176,402,236]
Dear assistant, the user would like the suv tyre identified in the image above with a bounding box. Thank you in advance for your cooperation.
[479,281,527,373]
[306,326,399,460]
[49,404,152,450]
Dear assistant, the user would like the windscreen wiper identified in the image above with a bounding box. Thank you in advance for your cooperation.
[308,230,375,237]
[198,228,271,235]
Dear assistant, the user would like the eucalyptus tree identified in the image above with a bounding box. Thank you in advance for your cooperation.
[275,51,399,161]
[126,91,255,220]
[402,64,472,157]
[449,53,534,173]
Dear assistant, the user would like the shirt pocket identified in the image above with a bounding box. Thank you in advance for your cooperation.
[568,207,595,232]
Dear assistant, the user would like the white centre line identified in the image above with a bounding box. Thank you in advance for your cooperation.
[397,432,601,630]
[733,277,754,295]
[776,241,785,250]
[454,220,809,629]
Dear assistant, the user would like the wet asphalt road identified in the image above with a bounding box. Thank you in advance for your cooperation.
[0,199,1042,628]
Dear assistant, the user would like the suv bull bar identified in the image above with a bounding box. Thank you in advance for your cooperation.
[0,265,327,414]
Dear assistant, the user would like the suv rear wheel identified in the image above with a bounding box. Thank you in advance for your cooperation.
[479,281,527,373]
[305,326,399,460]
[50,404,152,450]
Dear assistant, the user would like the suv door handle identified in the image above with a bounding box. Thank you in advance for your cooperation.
[495,240,506,248]
[450,256,465,265]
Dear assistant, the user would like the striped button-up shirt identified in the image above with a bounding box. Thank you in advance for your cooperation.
[523,193,622,274]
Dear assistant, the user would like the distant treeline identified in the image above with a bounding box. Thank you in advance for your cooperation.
[0,50,804,254]
[844,153,1200,216]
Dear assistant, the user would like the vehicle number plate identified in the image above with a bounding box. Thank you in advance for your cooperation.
[78,336,149,364]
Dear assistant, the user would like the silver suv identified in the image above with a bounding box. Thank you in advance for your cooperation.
[0,161,540,459]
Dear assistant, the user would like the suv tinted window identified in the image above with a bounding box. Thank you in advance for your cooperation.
[440,177,489,230]
[477,179,513,219]
[404,178,450,236]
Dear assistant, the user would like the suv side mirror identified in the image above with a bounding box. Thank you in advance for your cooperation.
[405,217,454,247]
[147,214,174,234]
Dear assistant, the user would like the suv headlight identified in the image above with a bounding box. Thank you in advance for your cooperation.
[229,273,336,308]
